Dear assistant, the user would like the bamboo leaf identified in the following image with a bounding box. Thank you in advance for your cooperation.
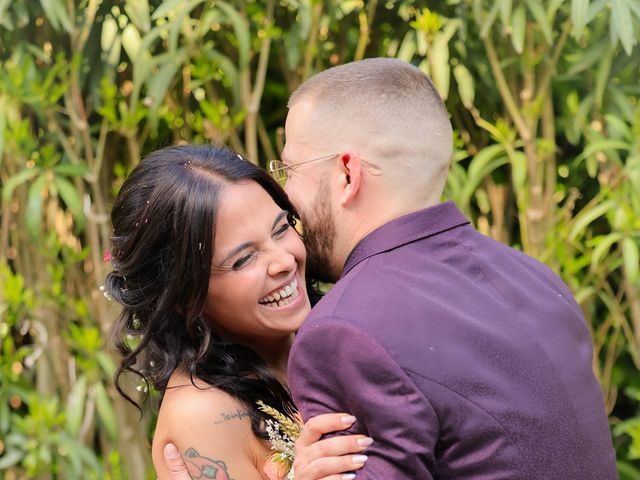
[39,0,73,33]
[565,40,607,77]
[0,449,23,468]
[66,376,88,437]
[511,5,526,54]
[575,139,630,164]
[94,383,118,441]
[53,163,90,177]
[54,176,83,220]
[2,169,38,203]
[26,174,46,239]
[500,0,513,28]
[121,23,143,61]
[595,43,615,109]
[622,237,639,283]
[571,0,590,39]
[147,49,186,118]
[0,98,5,166]
[510,150,527,190]
[479,1,501,39]
[524,0,553,44]
[463,144,508,203]
[125,0,151,32]
[591,233,623,270]
[569,200,616,241]
[218,1,251,71]
[101,15,119,53]
[605,113,634,141]
[396,31,417,62]
[453,64,475,109]
[611,0,636,55]
[431,36,451,99]
[151,0,184,20]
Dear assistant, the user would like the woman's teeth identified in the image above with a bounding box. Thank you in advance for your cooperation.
[259,278,299,307]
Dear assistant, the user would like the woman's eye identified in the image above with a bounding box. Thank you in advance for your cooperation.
[232,252,256,270]
[273,223,290,238]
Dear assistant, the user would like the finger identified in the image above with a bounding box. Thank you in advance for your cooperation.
[296,454,368,480]
[298,413,357,446]
[299,435,373,460]
[163,443,192,479]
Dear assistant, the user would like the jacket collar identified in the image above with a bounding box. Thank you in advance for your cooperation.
[341,201,470,278]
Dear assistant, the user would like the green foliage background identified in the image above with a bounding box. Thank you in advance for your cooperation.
[0,0,639,478]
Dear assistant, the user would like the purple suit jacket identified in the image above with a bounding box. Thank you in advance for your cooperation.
[288,202,617,479]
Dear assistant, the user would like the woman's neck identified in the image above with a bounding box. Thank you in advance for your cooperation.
[254,334,294,382]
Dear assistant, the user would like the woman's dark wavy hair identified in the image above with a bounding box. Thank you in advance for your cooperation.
[105,144,298,437]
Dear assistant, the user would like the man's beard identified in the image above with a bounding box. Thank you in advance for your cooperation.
[301,178,338,283]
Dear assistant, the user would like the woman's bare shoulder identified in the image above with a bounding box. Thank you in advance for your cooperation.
[152,371,266,479]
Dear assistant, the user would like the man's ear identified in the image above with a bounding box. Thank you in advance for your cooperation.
[337,151,362,207]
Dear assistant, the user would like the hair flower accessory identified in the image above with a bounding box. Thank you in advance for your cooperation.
[257,400,301,480]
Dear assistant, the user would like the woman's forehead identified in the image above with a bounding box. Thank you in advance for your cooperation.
[213,183,282,245]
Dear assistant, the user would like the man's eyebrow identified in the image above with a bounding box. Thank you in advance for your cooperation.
[217,211,288,265]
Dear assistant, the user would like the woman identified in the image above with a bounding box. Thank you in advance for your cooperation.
[105,145,370,479]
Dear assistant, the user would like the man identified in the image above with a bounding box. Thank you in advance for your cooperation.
[166,58,617,478]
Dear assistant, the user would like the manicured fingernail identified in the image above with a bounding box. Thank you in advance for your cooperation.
[342,475,356,480]
[352,455,368,464]
[357,437,374,447]
[341,415,357,424]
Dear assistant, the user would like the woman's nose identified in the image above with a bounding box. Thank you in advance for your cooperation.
[267,245,296,277]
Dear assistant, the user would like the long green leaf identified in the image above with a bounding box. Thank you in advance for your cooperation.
[565,40,607,77]
[431,37,451,100]
[94,383,118,441]
[511,5,526,54]
[571,0,590,39]
[39,0,73,33]
[218,1,251,71]
[500,0,513,28]
[54,175,83,219]
[26,174,46,239]
[453,64,475,109]
[574,139,630,164]
[479,1,500,39]
[53,163,90,177]
[125,0,151,32]
[524,0,553,44]
[0,98,5,167]
[2,168,38,203]
[147,49,187,118]
[66,376,88,437]
[622,237,639,283]
[569,200,616,241]
[611,0,636,55]
[591,233,623,270]
[0,448,23,468]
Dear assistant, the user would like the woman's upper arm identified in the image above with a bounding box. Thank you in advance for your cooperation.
[152,386,265,480]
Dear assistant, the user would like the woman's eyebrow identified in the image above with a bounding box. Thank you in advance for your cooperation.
[271,210,288,230]
[218,241,254,265]
[217,211,289,265]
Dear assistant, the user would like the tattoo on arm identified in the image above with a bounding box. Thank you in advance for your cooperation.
[212,408,251,425]
[183,448,233,480]
[176,409,250,478]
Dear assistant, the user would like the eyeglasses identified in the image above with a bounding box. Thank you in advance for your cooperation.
[269,152,381,186]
